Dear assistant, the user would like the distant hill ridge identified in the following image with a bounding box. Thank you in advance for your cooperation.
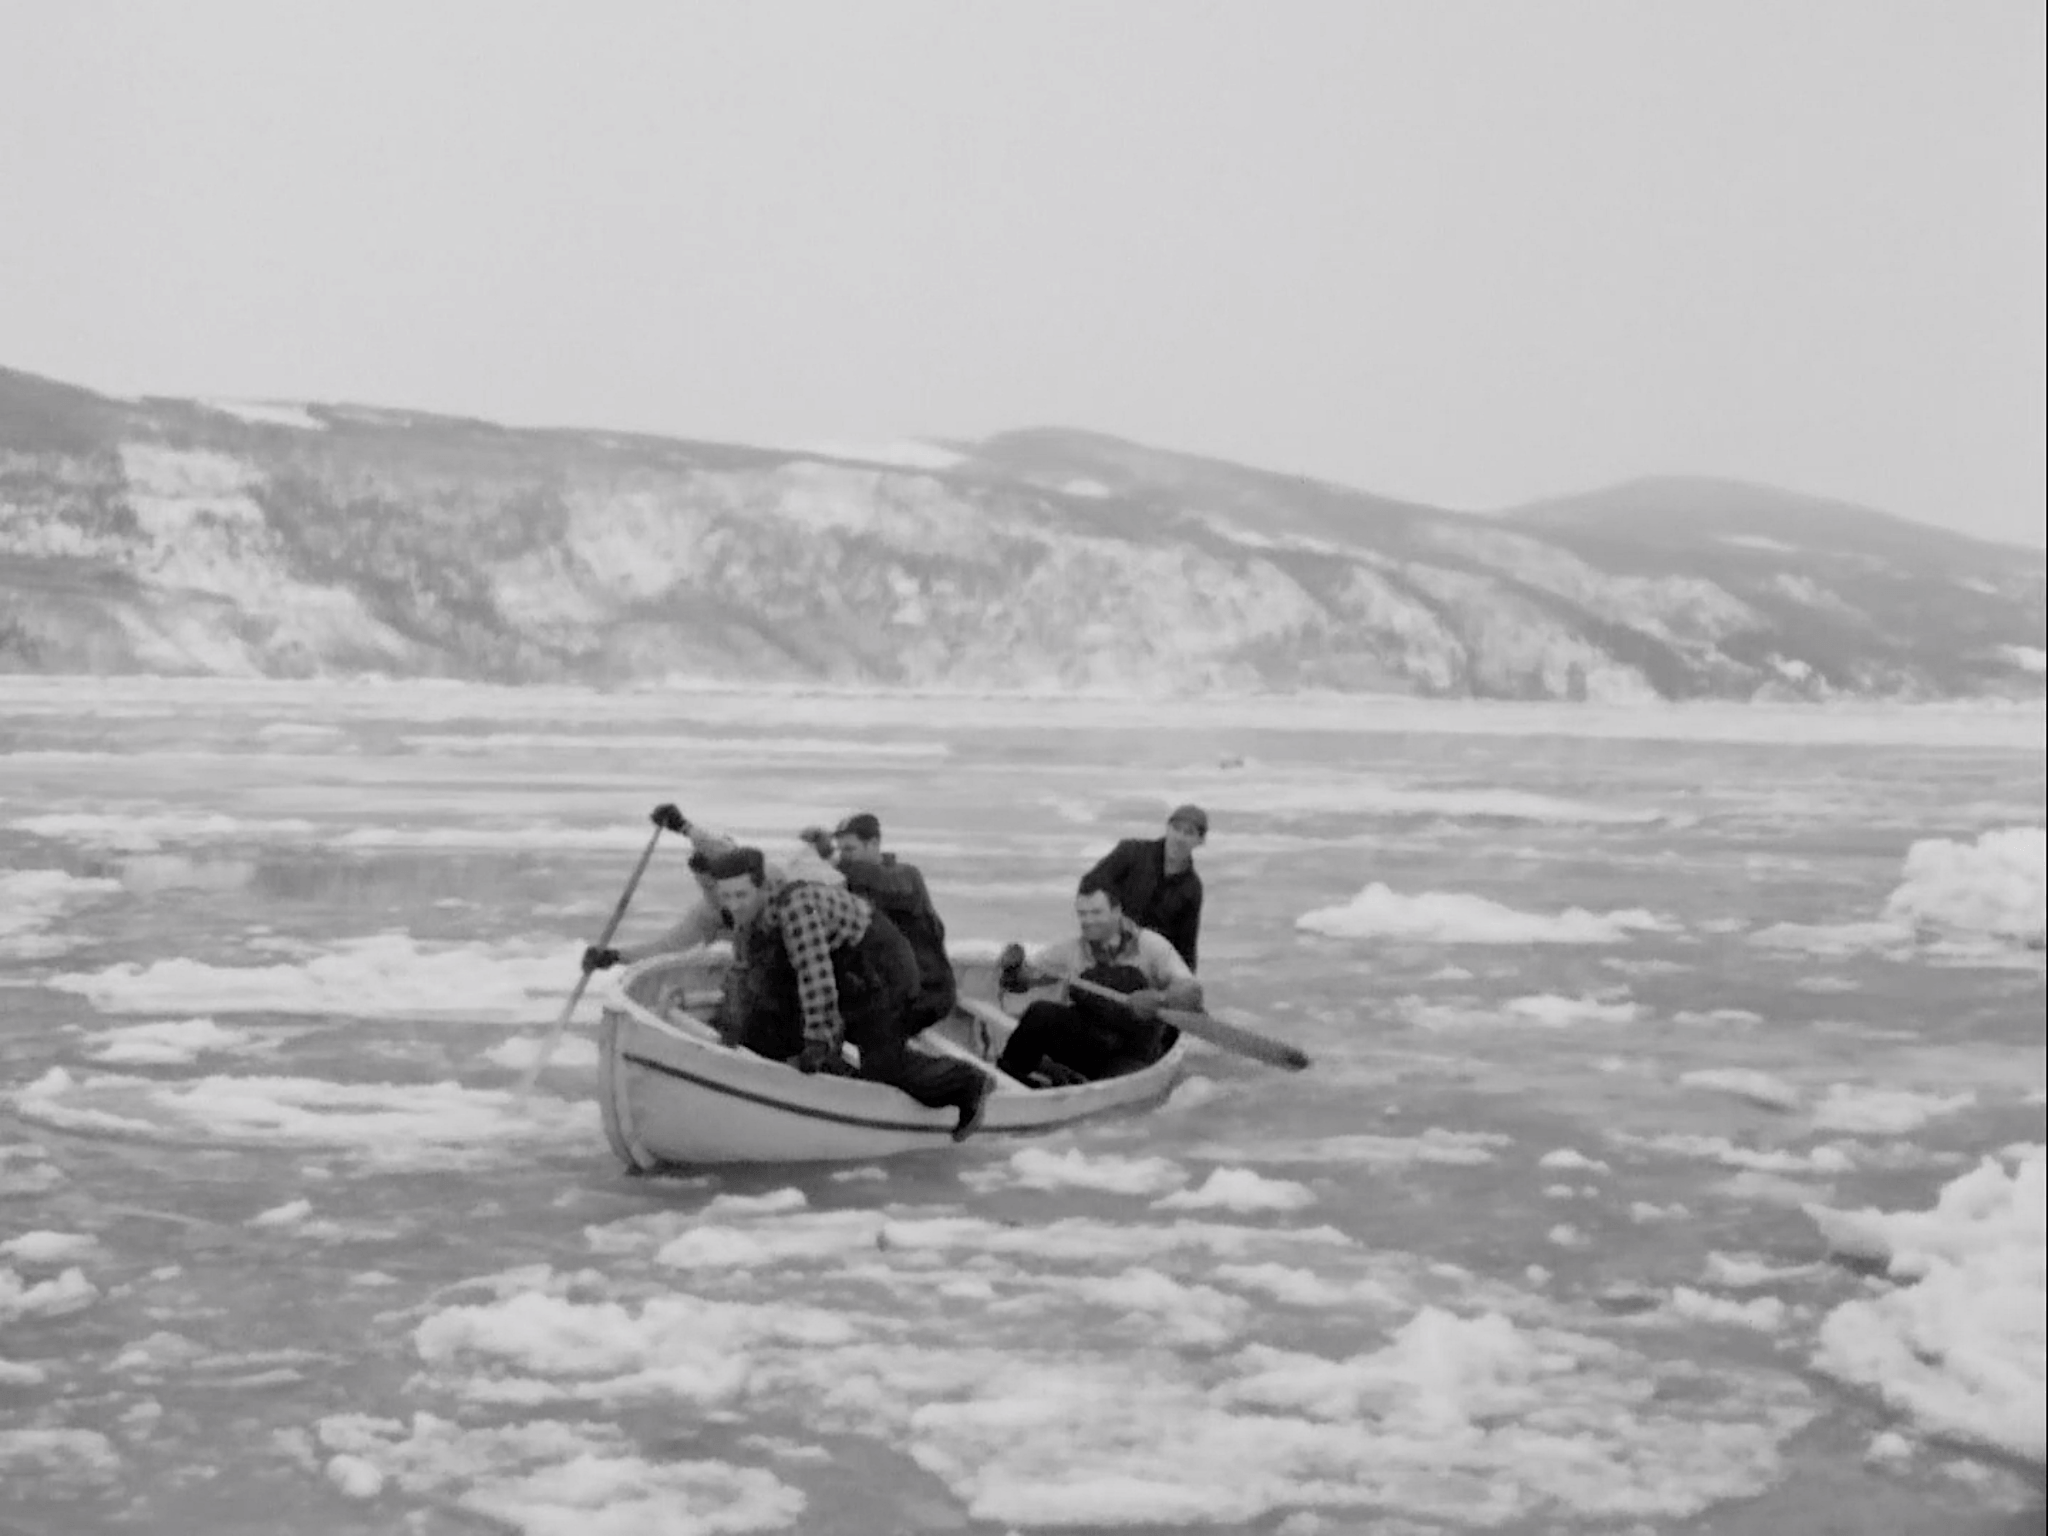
[0,365,2040,700]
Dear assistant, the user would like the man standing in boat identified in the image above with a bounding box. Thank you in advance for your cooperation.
[1081,804,1207,971]
[994,875,1202,1086]
[821,812,958,1034]
[703,844,990,1140]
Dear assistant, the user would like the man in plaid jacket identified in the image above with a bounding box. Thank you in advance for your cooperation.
[703,845,989,1142]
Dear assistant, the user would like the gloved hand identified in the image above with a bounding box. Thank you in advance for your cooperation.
[650,803,690,834]
[1125,989,1164,1020]
[997,942,1028,992]
[798,826,836,860]
[793,1040,857,1077]
[581,945,623,973]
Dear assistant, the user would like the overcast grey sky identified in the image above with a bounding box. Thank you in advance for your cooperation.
[3,2,2042,545]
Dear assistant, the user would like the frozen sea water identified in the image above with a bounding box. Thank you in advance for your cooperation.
[1,677,2042,1536]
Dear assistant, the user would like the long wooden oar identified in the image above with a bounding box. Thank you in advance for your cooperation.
[517,822,666,1095]
[1064,975,1310,1071]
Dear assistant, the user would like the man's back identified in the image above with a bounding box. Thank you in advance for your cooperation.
[840,853,956,1025]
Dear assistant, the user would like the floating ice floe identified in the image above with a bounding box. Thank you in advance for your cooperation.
[0,869,121,959]
[0,1428,119,1489]
[0,1231,103,1266]
[322,1215,1818,1532]
[1152,1168,1317,1213]
[993,1146,1187,1197]
[1808,1085,1976,1136]
[49,933,585,1022]
[1882,827,2045,949]
[9,812,319,853]
[5,1068,593,1169]
[1757,826,2046,961]
[84,1017,257,1066]
[0,1144,66,1198]
[1297,885,1674,944]
[1192,1127,1512,1168]
[0,1265,98,1325]
[1808,1146,2045,1467]
[1167,777,1666,826]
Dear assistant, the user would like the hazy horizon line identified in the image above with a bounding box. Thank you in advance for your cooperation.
[10,355,2045,553]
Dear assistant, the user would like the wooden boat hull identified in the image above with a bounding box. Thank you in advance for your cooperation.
[597,954,1185,1170]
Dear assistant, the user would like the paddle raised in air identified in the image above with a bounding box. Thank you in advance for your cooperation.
[516,811,669,1095]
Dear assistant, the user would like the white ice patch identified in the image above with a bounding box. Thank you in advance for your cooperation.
[1809,1147,2045,1466]
[996,1147,1187,1197]
[1297,884,1673,944]
[0,1427,119,1484]
[1749,919,1912,958]
[85,1017,256,1065]
[1502,993,1643,1027]
[0,869,121,958]
[1666,1287,1788,1332]
[0,1143,65,1198]
[9,811,318,853]
[1881,827,2045,949]
[1809,1085,1975,1136]
[6,1068,593,1169]
[1615,1132,1852,1177]
[1176,777,1666,826]
[50,933,585,1022]
[483,1035,602,1073]
[0,1231,103,1266]
[0,1264,98,1324]
[1538,1149,1611,1173]
[1194,1127,1511,1168]
[396,731,950,760]
[1211,1263,1403,1309]
[1703,1252,1823,1289]
[1152,1168,1316,1213]
[315,1413,804,1534]
[379,1231,1813,1531]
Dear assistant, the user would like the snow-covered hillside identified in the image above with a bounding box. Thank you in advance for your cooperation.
[1,367,2040,698]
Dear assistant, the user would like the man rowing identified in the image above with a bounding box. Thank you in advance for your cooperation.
[994,875,1202,1087]
[703,844,990,1140]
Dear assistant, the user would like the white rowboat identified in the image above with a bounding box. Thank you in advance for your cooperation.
[597,953,1187,1170]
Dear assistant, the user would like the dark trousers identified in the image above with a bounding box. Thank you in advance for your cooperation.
[996,1000,1163,1082]
[738,911,983,1112]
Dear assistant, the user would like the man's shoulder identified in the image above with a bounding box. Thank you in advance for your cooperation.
[1131,927,1191,972]
[1131,927,1179,958]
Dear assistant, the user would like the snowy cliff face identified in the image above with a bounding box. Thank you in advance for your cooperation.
[1,367,2041,699]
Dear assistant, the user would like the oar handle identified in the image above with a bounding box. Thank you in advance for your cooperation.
[517,822,667,1095]
[1066,973,1171,1011]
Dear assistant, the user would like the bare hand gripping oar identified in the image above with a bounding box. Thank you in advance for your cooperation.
[517,822,665,1096]
[1063,974,1311,1071]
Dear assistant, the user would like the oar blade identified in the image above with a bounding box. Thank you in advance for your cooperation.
[1165,1008,1311,1071]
